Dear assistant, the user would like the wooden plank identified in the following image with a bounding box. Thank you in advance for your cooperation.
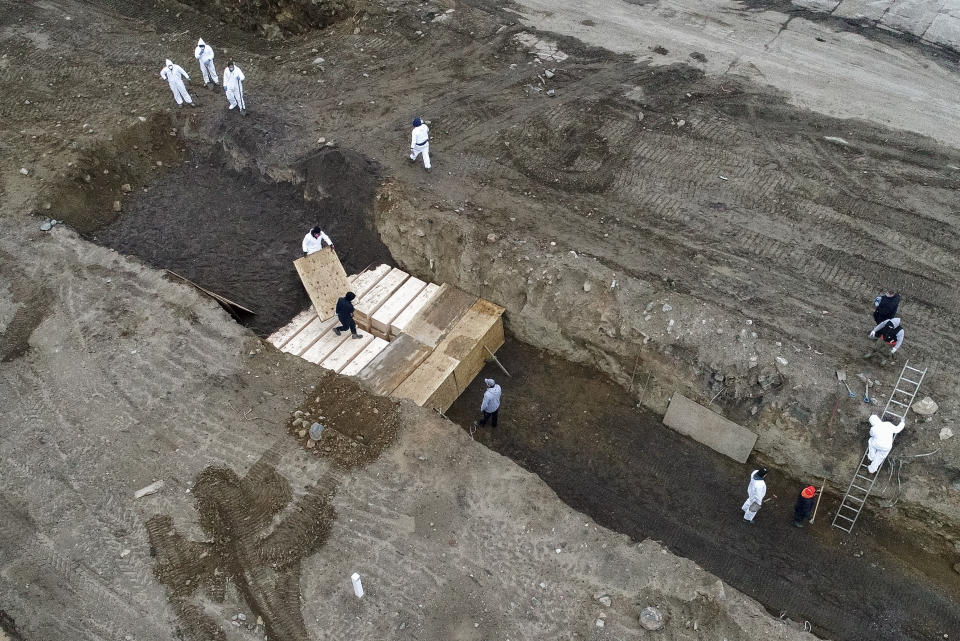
[341,337,390,377]
[301,325,352,364]
[283,316,337,357]
[391,282,439,337]
[267,306,317,350]
[354,267,409,330]
[350,264,392,300]
[321,333,375,373]
[403,284,478,349]
[446,315,505,393]
[371,276,427,338]
[662,393,758,463]
[166,270,255,315]
[358,334,432,396]
[392,350,460,409]
[293,249,350,320]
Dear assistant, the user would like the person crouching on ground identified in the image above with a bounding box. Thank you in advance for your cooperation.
[474,378,501,428]
[334,292,362,339]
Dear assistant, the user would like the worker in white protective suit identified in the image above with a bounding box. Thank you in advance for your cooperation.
[866,414,905,473]
[222,61,246,113]
[302,227,334,255]
[160,59,194,107]
[741,467,768,523]
[194,38,219,88]
[409,117,431,171]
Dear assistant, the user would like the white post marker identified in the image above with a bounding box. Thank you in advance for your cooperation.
[351,572,364,598]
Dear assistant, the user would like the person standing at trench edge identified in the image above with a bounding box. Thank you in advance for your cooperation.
[792,485,817,528]
[333,292,362,339]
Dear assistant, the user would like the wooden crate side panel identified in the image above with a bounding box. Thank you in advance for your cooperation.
[354,268,409,329]
[391,283,440,337]
[293,249,350,320]
[358,334,432,395]
[267,307,317,350]
[451,316,505,392]
[301,326,351,364]
[341,337,390,377]
[392,351,460,407]
[372,277,427,337]
[425,368,461,412]
[403,285,478,349]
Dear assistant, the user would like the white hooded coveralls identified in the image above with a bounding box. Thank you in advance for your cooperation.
[741,470,767,522]
[194,39,218,85]
[223,65,246,110]
[160,60,192,105]
[866,414,905,473]
[410,122,431,169]
[302,230,333,255]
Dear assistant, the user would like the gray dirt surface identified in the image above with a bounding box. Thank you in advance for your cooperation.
[1,0,959,640]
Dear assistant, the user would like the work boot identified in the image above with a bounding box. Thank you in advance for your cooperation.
[334,328,342,336]
[425,167,432,173]
[352,333,362,339]
[793,521,804,528]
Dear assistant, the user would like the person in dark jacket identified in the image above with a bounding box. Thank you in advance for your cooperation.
[333,292,361,339]
[873,290,900,325]
[793,485,817,527]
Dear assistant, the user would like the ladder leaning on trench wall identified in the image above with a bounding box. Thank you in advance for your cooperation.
[831,361,927,533]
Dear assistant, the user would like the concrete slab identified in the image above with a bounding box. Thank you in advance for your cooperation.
[662,393,758,463]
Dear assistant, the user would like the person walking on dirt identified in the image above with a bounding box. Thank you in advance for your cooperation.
[474,378,501,428]
[741,467,768,523]
[792,485,817,528]
[866,414,905,473]
[409,117,431,172]
[223,61,246,113]
[194,38,219,89]
[160,59,195,108]
[873,289,900,325]
[302,227,334,255]
[866,317,904,358]
[333,292,362,339]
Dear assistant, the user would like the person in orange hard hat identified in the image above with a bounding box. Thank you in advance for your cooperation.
[793,485,817,528]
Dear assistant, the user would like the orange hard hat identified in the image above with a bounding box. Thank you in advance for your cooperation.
[801,486,816,499]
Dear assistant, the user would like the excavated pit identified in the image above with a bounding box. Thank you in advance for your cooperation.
[70,131,389,336]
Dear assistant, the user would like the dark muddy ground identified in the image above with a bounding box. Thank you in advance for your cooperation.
[93,147,389,335]
[447,338,960,641]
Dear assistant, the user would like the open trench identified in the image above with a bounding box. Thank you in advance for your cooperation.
[54,119,960,641]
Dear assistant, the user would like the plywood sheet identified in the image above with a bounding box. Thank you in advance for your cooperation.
[283,316,337,357]
[301,325,351,364]
[358,334,432,396]
[403,284,478,349]
[391,282,439,337]
[662,393,758,463]
[392,350,460,409]
[293,249,350,320]
[372,277,427,338]
[267,306,317,350]
[341,337,390,377]
[321,333,374,373]
[354,268,409,329]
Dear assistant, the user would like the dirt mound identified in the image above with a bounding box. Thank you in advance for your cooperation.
[178,0,353,36]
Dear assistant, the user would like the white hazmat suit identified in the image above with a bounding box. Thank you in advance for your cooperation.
[223,64,246,111]
[866,414,905,473]
[409,118,431,169]
[302,230,333,255]
[741,469,767,523]
[160,59,192,106]
[194,39,219,86]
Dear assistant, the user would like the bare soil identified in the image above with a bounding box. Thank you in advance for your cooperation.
[447,338,960,640]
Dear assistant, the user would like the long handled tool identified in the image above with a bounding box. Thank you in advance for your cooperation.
[836,370,855,398]
[238,78,246,114]
[809,479,826,524]
[857,372,873,404]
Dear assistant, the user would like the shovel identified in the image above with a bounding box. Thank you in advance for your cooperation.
[857,373,873,404]
[836,370,856,398]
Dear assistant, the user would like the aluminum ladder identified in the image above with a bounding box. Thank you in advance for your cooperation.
[831,361,927,533]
